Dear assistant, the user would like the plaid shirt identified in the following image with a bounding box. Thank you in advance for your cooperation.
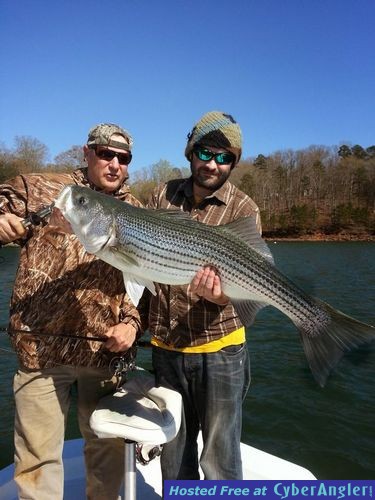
[147,177,261,348]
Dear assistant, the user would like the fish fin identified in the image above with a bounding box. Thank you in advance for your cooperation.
[150,209,192,222]
[123,273,156,307]
[295,297,375,388]
[220,217,274,264]
[109,247,139,267]
[231,299,268,327]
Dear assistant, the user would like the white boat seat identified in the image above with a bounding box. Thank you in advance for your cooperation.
[90,373,182,445]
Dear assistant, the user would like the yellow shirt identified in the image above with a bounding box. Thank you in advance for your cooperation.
[151,326,245,353]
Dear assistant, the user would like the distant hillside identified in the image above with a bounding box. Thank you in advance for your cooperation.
[1,139,374,240]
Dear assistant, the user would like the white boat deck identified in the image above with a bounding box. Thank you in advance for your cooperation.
[0,437,316,499]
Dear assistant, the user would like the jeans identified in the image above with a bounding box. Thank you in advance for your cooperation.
[152,343,251,480]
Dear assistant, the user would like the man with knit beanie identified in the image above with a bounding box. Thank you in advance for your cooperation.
[146,111,261,480]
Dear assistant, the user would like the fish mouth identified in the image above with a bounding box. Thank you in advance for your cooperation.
[54,186,72,215]
[54,185,116,254]
[49,207,73,234]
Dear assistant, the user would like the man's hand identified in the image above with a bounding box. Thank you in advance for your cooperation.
[0,213,26,244]
[189,267,229,306]
[104,322,137,352]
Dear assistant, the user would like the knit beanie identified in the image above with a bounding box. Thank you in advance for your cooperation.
[185,111,242,163]
[87,123,133,151]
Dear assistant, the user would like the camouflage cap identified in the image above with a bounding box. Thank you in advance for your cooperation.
[185,111,242,164]
[87,123,133,151]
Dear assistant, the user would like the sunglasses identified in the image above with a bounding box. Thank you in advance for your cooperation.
[193,147,235,165]
[92,147,132,165]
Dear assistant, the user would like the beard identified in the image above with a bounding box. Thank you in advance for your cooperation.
[190,163,231,193]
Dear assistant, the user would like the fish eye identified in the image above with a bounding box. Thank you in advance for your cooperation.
[78,196,87,206]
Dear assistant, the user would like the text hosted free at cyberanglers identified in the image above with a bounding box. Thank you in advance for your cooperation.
[164,481,374,500]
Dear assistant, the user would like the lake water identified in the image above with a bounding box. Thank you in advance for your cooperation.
[0,242,374,479]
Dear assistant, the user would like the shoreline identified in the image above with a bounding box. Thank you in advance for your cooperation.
[263,232,374,242]
[265,237,375,242]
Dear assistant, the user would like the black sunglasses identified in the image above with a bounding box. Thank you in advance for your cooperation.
[193,147,235,165]
[92,147,132,166]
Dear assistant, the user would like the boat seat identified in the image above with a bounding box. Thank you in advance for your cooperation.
[90,372,182,445]
[90,372,182,499]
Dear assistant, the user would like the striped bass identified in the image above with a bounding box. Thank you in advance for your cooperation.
[55,185,375,387]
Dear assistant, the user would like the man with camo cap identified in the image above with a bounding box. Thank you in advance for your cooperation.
[0,123,142,499]
[146,111,261,480]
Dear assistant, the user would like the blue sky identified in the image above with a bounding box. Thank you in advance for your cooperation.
[0,0,374,173]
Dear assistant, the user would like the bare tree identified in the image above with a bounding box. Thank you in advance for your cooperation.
[54,145,85,171]
[14,135,48,172]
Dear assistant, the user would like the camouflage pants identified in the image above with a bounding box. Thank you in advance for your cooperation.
[13,365,124,500]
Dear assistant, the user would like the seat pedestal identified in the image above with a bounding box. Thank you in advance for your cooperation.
[124,440,136,500]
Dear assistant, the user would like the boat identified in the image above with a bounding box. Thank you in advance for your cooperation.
[0,435,316,499]
[0,371,316,499]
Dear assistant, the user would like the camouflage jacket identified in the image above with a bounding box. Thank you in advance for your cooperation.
[0,168,143,370]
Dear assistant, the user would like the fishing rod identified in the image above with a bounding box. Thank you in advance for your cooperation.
[1,208,154,353]
[0,327,152,348]
[0,203,54,251]
[1,326,106,342]
[22,203,55,228]
[1,208,153,379]
[0,327,153,381]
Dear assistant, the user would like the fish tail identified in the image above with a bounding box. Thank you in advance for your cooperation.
[296,298,375,387]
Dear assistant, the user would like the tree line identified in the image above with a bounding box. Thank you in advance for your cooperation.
[1,137,374,238]
[236,144,374,238]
